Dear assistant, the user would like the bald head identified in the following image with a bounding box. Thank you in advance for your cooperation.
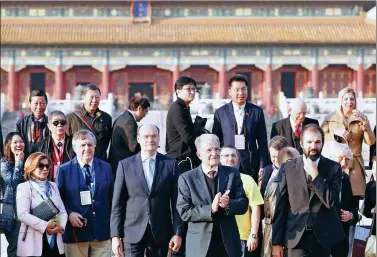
[290,98,307,125]
[137,124,160,153]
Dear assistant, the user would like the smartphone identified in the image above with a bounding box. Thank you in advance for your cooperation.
[79,217,87,227]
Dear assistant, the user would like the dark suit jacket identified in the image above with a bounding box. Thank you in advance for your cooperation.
[108,111,140,176]
[166,97,197,161]
[261,164,274,197]
[176,165,248,257]
[272,156,345,249]
[57,157,114,243]
[0,123,3,157]
[213,102,269,178]
[370,126,376,169]
[110,152,184,245]
[270,116,319,154]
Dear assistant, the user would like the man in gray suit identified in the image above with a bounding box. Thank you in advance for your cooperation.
[177,134,248,257]
[111,124,184,257]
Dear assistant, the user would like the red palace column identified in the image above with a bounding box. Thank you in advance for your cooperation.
[265,63,273,111]
[55,61,64,99]
[172,52,180,94]
[357,61,364,97]
[311,51,319,97]
[102,64,110,99]
[219,56,227,98]
[8,56,19,112]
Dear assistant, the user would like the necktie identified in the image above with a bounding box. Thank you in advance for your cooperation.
[146,158,155,191]
[84,164,92,188]
[57,142,63,153]
[208,170,214,180]
[294,124,301,138]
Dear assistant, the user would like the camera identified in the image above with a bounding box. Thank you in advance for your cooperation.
[79,217,87,227]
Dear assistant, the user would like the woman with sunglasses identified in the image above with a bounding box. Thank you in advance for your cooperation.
[16,152,67,257]
[32,110,75,181]
[0,132,26,257]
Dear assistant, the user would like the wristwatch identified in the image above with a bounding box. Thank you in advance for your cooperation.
[251,233,258,238]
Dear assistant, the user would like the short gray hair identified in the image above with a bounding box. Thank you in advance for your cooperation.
[322,141,353,162]
[195,134,220,151]
[72,129,96,147]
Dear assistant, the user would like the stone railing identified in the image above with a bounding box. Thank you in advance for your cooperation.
[45,93,114,117]
[279,91,376,126]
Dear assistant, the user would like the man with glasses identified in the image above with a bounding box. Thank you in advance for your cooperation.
[213,74,269,183]
[66,84,112,161]
[166,76,200,173]
[32,110,75,181]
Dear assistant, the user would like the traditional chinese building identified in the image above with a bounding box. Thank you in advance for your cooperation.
[1,1,376,111]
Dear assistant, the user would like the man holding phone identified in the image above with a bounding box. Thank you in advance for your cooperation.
[57,129,114,257]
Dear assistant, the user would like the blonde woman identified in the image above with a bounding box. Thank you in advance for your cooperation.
[322,142,358,257]
[16,152,67,257]
[321,87,375,197]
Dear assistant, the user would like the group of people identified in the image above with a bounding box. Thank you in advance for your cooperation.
[0,74,376,257]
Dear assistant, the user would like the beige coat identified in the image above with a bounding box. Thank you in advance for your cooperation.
[321,111,375,196]
[16,181,67,257]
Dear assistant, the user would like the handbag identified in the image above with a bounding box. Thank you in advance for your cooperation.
[0,199,15,234]
[22,182,60,241]
[353,219,370,257]
[365,212,376,257]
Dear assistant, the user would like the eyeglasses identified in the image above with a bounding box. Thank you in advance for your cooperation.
[231,87,247,93]
[182,87,198,93]
[37,163,50,170]
[221,154,238,158]
[51,120,67,126]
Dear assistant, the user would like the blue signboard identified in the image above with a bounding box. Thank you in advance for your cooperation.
[132,1,150,22]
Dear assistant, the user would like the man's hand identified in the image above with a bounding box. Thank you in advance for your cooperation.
[304,158,319,180]
[112,237,123,257]
[47,223,64,235]
[372,207,375,215]
[212,192,222,214]
[169,235,182,252]
[272,245,283,257]
[334,129,351,142]
[219,190,230,209]
[247,235,258,252]
[69,212,84,228]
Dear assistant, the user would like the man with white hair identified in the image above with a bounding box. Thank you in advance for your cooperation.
[270,98,319,154]
[177,134,248,257]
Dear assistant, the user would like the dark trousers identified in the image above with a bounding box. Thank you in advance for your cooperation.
[206,236,228,257]
[4,220,20,257]
[38,232,65,257]
[123,224,168,257]
[284,230,331,257]
[240,239,262,257]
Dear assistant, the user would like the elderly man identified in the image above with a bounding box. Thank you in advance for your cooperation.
[272,124,344,257]
[220,146,263,257]
[32,110,76,181]
[66,84,112,161]
[111,124,184,257]
[270,98,319,154]
[213,74,269,183]
[16,89,50,155]
[177,134,248,257]
[108,96,150,177]
[57,129,113,257]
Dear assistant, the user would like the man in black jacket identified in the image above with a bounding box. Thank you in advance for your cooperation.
[166,76,199,172]
[16,89,50,155]
[108,96,150,177]
[270,98,319,154]
[32,110,75,181]
[66,84,112,161]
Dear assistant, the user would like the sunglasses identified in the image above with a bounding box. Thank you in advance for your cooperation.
[51,120,67,126]
[38,163,51,170]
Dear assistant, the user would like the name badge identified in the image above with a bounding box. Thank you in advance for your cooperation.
[235,135,245,150]
[80,191,92,205]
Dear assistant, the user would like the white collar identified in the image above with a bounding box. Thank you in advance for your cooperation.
[202,165,219,176]
[289,116,302,129]
[127,109,137,122]
[232,102,246,111]
[52,136,65,146]
[77,157,94,169]
[141,152,157,162]
[302,155,320,166]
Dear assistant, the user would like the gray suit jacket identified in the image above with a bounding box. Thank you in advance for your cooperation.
[177,165,248,257]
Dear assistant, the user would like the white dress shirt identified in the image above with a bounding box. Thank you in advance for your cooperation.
[290,117,302,133]
[232,102,246,134]
[141,152,157,190]
[127,109,137,122]
[202,165,219,178]
[267,165,279,184]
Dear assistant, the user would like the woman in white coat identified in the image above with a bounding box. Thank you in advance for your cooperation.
[16,152,67,257]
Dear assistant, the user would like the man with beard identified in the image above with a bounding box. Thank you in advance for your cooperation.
[270,98,319,155]
[272,124,344,257]
[66,84,112,161]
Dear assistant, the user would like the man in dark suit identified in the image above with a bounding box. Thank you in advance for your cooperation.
[272,124,344,257]
[108,97,150,177]
[177,134,248,257]
[166,76,200,173]
[57,129,114,256]
[111,124,184,257]
[213,74,269,182]
[270,98,319,154]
